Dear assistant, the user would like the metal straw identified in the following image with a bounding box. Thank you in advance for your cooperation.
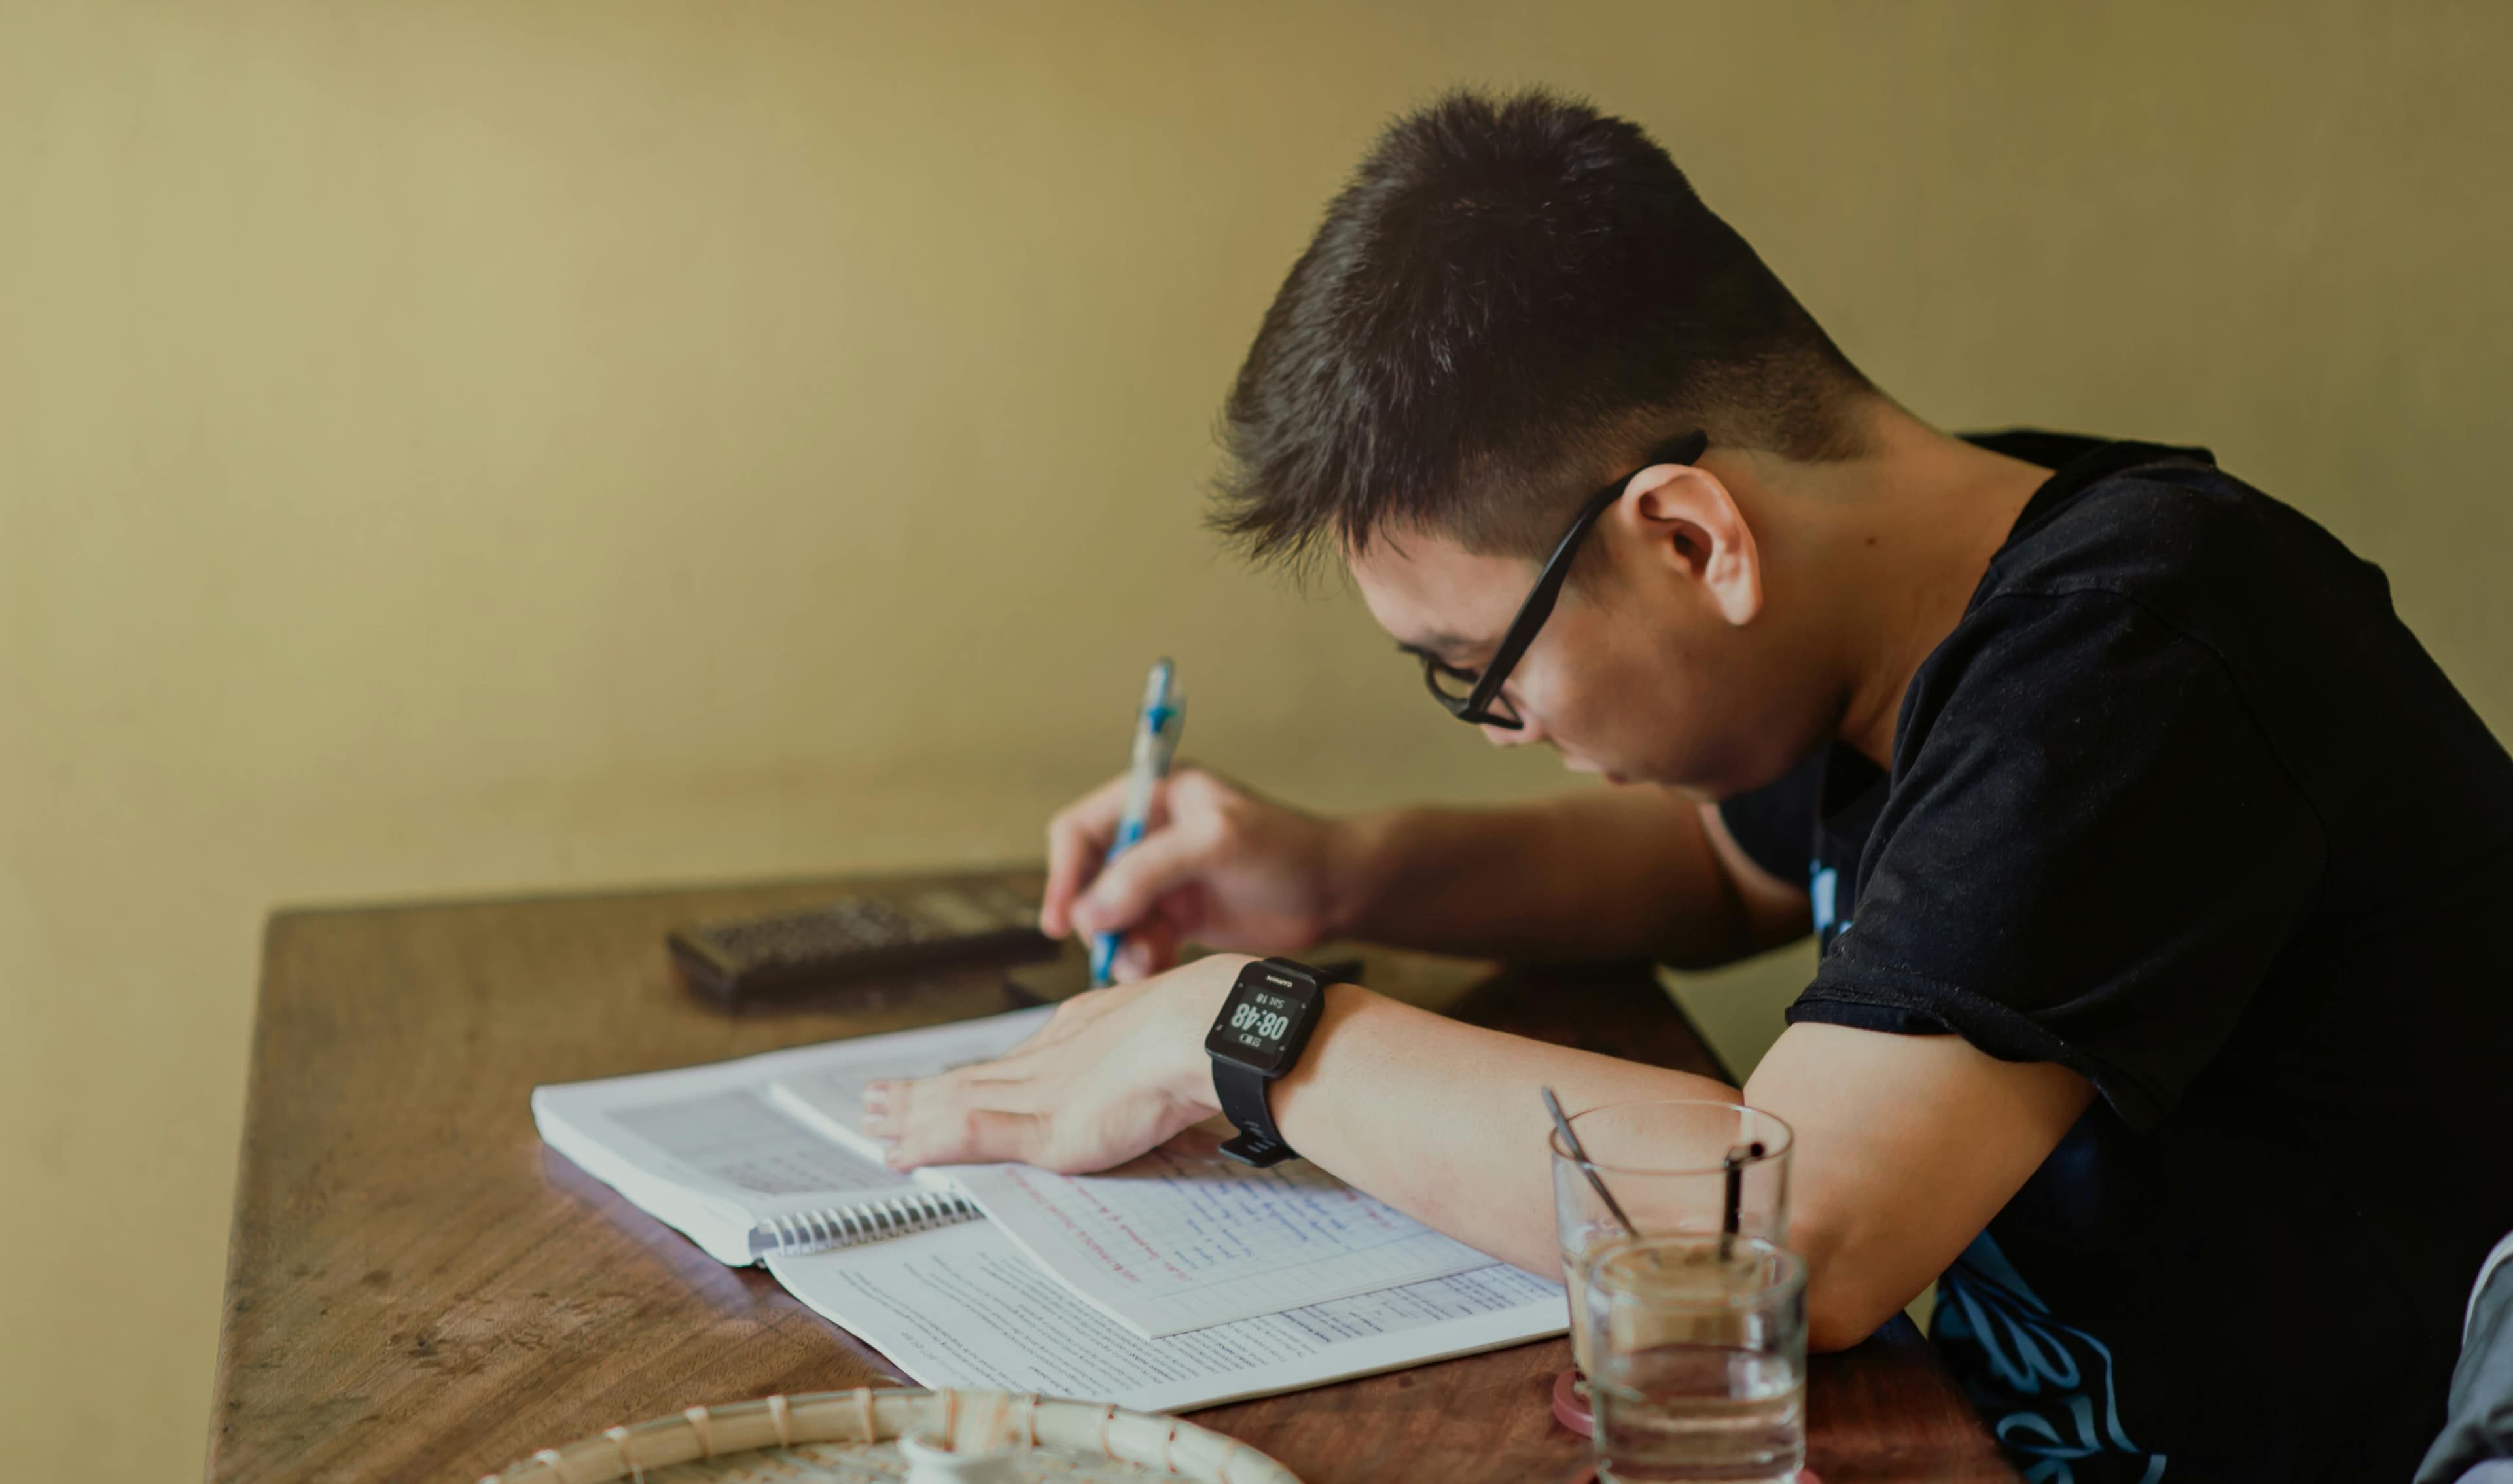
[1541,1087,1637,1236]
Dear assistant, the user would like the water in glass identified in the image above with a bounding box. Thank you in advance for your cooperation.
[1592,1341,1804,1483]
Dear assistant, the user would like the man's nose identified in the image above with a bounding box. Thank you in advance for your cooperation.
[1480,705,1546,748]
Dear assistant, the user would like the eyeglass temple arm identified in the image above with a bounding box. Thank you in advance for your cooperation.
[1461,430,1709,722]
[1459,495,1610,719]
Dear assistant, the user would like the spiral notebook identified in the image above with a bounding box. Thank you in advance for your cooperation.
[533,1007,1495,1338]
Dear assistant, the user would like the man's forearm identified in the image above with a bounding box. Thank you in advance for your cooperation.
[1236,978,1738,1274]
[1327,786,1756,964]
[1172,976,2086,1352]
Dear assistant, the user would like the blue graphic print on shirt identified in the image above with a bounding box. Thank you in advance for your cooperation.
[1809,864,1847,950]
[1933,1232,2168,1484]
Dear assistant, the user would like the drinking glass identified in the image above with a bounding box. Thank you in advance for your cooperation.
[1550,1100,1793,1381]
[1580,1233,1808,1483]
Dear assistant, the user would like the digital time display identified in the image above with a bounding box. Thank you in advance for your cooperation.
[1229,998,1292,1043]
[1206,973,1317,1074]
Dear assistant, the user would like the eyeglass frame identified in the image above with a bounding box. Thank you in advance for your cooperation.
[1419,428,1712,729]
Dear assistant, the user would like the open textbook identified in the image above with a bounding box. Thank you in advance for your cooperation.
[533,1008,1565,1405]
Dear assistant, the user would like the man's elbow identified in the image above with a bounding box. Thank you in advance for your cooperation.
[1788,1203,1937,1352]
[1801,1252,1923,1353]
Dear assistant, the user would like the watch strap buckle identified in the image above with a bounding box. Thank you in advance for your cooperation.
[1218,1128,1294,1168]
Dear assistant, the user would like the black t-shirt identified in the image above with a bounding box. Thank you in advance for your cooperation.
[1719,431,2513,1483]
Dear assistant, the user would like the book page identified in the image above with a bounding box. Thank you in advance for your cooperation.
[540,1057,910,1208]
[603,1086,902,1197]
[532,1008,1052,1264]
[940,1128,1492,1337]
[766,1008,1054,1163]
[544,1006,1051,1199]
[768,1219,1564,1415]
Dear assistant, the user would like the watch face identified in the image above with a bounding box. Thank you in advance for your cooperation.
[1205,964,1317,1075]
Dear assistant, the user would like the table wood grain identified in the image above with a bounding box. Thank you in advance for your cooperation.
[207,870,2016,1483]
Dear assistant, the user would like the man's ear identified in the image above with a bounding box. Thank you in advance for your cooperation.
[1616,463,1764,626]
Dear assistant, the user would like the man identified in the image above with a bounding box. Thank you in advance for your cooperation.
[863,90,2513,1481]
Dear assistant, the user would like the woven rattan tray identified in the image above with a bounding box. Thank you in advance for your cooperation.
[478,1389,1303,1484]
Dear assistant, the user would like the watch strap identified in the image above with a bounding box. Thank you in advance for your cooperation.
[1213,1057,1294,1167]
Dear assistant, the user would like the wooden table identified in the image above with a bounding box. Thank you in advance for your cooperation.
[208,870,2016,1483]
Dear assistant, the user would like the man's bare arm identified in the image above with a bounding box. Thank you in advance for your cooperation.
[870,956,2093,1352]
[1743,1023,2093,1348]
[1048,768,1809,976]
[1334,788,1810,964]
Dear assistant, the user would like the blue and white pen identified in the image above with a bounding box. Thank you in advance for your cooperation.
[1089,658,1185,986]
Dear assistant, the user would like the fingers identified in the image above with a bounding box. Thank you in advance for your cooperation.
[863,1075,1048,1168]
[861,993,1133,1156]
[1041,772,1141,938]
[1111,919,1182,982]
[895,1106,1047,1169]
[1067,822,1212,938]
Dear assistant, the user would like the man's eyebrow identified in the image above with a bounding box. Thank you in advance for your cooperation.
[1393,633,1480,660]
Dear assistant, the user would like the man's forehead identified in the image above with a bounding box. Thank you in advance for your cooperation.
[1344,528,1535,648]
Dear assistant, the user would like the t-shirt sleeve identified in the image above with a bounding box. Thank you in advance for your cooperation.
[1717,745,1825,886]
[1787,590,2327,1132]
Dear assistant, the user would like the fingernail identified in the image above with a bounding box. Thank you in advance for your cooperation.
[863,1083,891,1112]
[883,1145,910,1169]
[862,1109,889,1133]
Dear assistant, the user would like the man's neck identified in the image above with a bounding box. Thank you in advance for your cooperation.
[1809,408,2054,768]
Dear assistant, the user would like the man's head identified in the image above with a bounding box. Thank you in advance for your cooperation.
[1212,88,1883,793]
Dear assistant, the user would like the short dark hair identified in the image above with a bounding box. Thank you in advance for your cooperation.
[1212,88,1874,568]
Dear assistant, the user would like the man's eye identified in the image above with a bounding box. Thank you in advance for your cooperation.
[1401,643,1489,690]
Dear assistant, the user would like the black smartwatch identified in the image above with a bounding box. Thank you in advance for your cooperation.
[1203,957,1330,1167]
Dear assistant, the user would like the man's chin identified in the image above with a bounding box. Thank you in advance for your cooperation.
[1563,754,1688,792]
[1584,761,1714,800]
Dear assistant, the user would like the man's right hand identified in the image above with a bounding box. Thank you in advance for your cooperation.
[1040,766,1355,981]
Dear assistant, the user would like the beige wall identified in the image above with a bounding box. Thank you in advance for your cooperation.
[4,3,2507,1477]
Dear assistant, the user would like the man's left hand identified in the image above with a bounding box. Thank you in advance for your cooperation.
[863,953,1244,1174]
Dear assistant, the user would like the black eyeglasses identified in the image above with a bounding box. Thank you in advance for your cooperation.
[1418,429,1711,729]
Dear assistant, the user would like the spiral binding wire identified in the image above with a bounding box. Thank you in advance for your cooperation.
[748,1190,980,1260]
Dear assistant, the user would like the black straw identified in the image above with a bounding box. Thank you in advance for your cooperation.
[1541,1087,1637,1236]
[1718,1140,1766,1260]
